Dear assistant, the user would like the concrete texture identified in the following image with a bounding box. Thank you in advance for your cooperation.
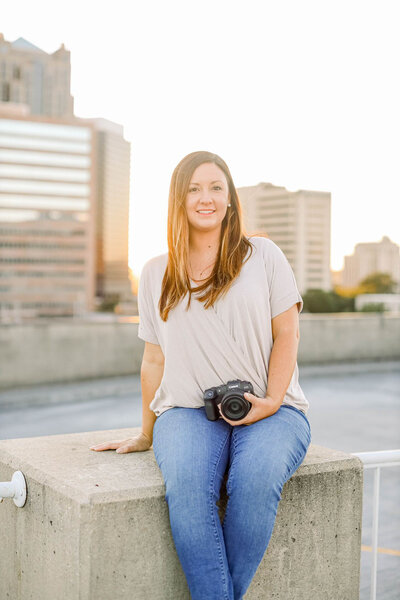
[0,319,142,390]
[0,431,363,600]
[298,313,400,364]
[0,314,399,389]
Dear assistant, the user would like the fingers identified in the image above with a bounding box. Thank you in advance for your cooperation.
[116,436,151,453]
[89,440,124,451]
[89,434,151,453]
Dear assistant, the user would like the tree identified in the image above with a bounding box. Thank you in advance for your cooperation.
[96,293,120,313]
[302,289,355,313]
[334,285,362,298]
[359,303,385,313]
[359,272,396,293]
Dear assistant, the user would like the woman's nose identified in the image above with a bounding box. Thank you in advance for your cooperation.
[199,190,213,203]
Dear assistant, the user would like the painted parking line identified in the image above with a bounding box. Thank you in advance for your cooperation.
[361,545,400,557]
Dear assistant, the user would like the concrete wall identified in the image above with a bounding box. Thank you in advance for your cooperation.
[299,313,400,363]
[0,430,363,599]
[1,314,399,389]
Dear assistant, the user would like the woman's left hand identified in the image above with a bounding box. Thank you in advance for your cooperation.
[218,392,281,426]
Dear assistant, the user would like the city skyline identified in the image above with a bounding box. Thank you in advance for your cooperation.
[2,0,400,275]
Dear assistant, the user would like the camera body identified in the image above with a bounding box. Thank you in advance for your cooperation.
[203,379,254,421]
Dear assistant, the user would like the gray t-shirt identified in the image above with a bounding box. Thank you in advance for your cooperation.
[138,235,309,417]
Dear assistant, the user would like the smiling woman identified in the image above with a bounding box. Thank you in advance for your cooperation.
[92,150,311,600]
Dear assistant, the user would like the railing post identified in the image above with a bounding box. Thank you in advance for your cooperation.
[0,471,27,507]
[370,467,380,600]
[351,449,400,600]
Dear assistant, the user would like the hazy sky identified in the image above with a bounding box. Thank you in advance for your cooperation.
[3,0,400,274]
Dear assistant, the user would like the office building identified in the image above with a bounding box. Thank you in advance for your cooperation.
[0,34,133,314]
[0,33,74,118]
[342,236,400,290]
[237,182,331,294]
[0,109,96,320]
[83,118,132,303]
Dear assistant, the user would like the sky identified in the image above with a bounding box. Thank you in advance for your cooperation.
[3,0,400,274]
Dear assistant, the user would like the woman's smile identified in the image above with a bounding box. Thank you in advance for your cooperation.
[197,209,216,215]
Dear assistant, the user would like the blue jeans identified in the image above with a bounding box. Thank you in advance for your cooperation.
[152,404,311,600]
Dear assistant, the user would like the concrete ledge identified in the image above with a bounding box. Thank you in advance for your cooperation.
[0,430,363,599]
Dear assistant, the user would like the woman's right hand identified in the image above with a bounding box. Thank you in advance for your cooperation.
[89,432,152,454]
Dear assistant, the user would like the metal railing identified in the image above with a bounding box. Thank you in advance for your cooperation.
[351,449,400,600]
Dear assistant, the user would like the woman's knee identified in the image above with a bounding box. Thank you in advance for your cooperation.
[226,456,286,501]
[226,432,308,498]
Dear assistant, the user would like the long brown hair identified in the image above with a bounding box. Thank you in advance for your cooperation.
[159,150,266,321]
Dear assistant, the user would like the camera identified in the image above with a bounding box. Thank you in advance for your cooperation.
[203,379,254,421]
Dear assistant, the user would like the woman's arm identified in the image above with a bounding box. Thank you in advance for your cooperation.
[141,342,165,444]
[266,303,300,407]
[89,342,164,453]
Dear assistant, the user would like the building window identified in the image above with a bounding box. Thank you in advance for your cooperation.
[1,82,10,102]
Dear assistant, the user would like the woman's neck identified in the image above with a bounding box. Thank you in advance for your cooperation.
[188,230,220,257]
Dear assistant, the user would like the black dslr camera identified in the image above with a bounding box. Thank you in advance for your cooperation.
[203,379,254,421]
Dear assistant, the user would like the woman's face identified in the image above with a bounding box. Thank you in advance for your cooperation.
[184,162,230,235]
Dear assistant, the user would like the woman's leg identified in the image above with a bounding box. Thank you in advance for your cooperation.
[152,406,235,600]
[222,405,311,600]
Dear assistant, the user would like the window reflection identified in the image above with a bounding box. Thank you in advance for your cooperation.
[0,164,90,182]
[0,209,41,222]
[0,119,91,140]
[0,196,89,210]
[0,180,90,196]
[0,149,91,167]
[0,134,90,153]
[0,209,88,225]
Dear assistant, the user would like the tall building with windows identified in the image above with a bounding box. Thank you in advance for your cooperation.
[0,34,133,316]
[0,109,96,320]
[342,236,400,290]
[237,182,331,294]
[82,118,132,303]
[0,33,74,118]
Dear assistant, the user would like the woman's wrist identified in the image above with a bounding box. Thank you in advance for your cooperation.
[141,431,152,444]
[265,394,283,410]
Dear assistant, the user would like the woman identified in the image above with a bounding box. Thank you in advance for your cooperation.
[90,151,311,600]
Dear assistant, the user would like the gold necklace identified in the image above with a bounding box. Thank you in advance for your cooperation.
[189,258,216,282]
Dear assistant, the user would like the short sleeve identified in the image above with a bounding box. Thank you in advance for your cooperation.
[137,262,160,345]
[264,239,303,319]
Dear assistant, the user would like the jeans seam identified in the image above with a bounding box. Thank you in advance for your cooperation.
[285,444,309,481]
[284,427,311,480]
[222,425,238,528]
[208,429,231,600]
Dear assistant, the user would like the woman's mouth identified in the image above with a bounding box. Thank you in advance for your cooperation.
[197,210,215,215]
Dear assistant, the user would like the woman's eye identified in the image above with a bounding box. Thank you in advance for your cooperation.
[188,186,222,192]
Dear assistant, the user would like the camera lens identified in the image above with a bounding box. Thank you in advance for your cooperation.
[229,401,242,414]
[221,393,250,421]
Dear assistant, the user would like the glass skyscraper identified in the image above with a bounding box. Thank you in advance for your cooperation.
[0,112,96,320]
